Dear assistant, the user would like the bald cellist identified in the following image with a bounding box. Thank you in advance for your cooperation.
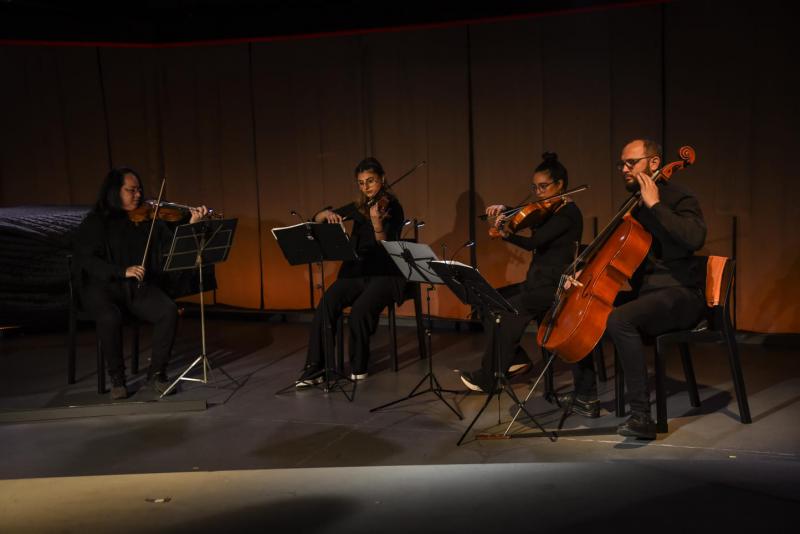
[597,139,707,439]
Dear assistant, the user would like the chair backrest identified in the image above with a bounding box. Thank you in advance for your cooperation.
[703,255,735,330]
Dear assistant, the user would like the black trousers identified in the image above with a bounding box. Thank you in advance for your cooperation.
[479,283,553,378]
[480,283,597,394]
[81,280,178,379]
[606,286,705,414]
[306,276,397,374]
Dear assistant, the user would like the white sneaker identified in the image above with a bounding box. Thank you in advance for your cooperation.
[349,372,368,381]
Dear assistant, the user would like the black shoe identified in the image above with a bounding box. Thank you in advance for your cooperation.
[110,374,128,400]
[145,371,175,396]
[296,364,324,388]
[460,370,495,394]
[617,412,656,440]
[557,392,600,418]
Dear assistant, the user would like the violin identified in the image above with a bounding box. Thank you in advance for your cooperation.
[484,185,590,238]
[366,190,391,220]
[127,200,222,224]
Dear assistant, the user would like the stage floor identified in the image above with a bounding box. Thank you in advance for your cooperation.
[1,316,799,532]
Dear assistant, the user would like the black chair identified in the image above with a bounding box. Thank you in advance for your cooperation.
[66,255,140,394]
[614,255,751,432]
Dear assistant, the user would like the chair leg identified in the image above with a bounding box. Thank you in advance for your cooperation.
[96,337,106,394]
[614,348,626,417]
[654,345,668,433]
[723,325,752,424]
[593,342,607,382]
[388,306,399,372]
[131,322,140,374]
[679,343,700,407]
[67,311,77,385]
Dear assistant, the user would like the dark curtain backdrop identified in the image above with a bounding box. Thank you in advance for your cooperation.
[1,1,798,333]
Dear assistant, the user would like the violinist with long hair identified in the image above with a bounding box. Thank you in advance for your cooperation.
[296,157,406,387]
[73,167,208,400]
[460,153,588,395]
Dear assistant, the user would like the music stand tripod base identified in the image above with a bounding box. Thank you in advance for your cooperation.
[369,242,463,419]
[425,261,556,445]
[160,218,240,398]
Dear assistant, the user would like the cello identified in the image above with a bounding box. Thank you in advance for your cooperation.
[536,146,697,362]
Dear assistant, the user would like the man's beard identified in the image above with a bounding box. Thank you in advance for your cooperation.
[624,178,640,193]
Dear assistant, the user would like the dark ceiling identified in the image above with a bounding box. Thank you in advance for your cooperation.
[0,0,661,44]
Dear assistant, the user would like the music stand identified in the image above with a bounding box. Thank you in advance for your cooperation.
[427,261,557,445]
[161,218,239,398]
[272,221,358,400]
[369,241,462,420]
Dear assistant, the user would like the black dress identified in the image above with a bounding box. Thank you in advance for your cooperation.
[305,196,406,374]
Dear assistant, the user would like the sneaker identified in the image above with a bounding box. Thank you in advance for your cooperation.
[617,412,657,440]
[349,372,368,381]
[507,362,532,377]
[508,347,532,377]
[557,392,600,418]
[296,365,324,388]
[110,374,128,400]
[460,370,494,393]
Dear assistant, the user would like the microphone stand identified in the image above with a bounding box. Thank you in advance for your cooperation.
[291,210,317,310]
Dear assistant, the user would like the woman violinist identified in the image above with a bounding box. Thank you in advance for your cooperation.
[297,157,406,386]
[73,167,208,400]
[460,152,589,396]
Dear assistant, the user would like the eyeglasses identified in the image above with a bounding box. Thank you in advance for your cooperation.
[531,181,554,192]
[616,156,653,171]
[357,177,381,188]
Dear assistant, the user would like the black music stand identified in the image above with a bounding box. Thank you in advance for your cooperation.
[369,241,462,419]
[272,221,358,401]
[161,218,239,398]
[427,261,556,445]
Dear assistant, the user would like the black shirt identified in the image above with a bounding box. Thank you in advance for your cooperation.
[630,181,707,292]
[504,201,584,290]
[74,211,178,285]
[332,196,405,279]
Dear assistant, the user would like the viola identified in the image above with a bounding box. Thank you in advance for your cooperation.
[489,197,564,238]
[484,185,590,239]
[536,146,697,363]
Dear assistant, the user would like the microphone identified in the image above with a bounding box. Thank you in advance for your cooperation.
[400,219,412,239]
[290,209,314,241]
[290,209,306,223]
[449,239,475,264]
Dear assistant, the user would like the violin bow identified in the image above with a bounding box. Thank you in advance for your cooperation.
[139,177,167,282]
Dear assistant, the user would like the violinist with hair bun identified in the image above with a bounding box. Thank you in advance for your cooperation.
[297,157,406,387]
[73,167,208,400]
[460,152,593,400]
